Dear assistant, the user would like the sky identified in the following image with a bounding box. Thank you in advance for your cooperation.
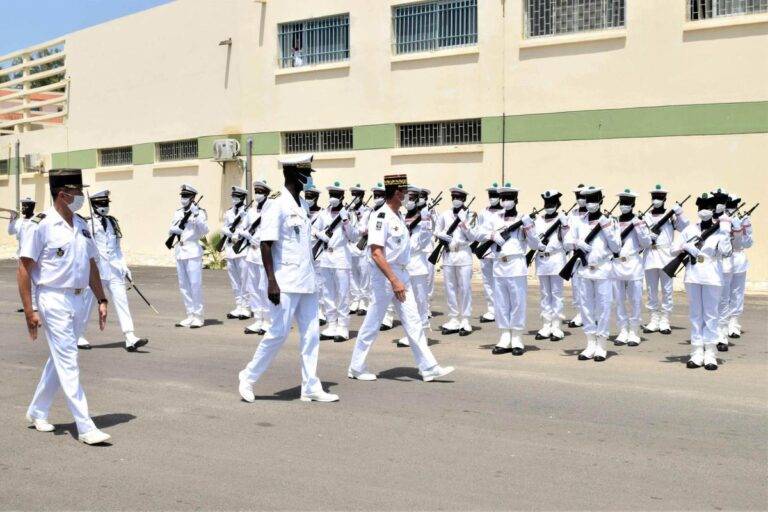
[0,0,174,56]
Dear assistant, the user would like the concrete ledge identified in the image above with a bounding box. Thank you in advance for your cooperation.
[274,61,350,76]
[94,166,133,173]
[313,152,355,161]
[683,12,768,31]
[390,144,483,157]
[519,29,627,49]
[390,46,479,63]
[153,160,199,170]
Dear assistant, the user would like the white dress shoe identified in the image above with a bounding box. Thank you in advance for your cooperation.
[176,316,193,327]
[347,368,378,381]
[78,429,111,445]
[627,329,641,346]
[189,316,204,329]
[238,377,255,402]
[300,390,340,402]
[578,334,596,360]
[26,414,54,432]
[77,337,91,349]
[421,365,455,382]
[396,336,410,347]
[615,327,629,345]
[227,308,240,319]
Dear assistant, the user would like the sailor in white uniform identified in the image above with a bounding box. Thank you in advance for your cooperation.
[611,189,652,347]
[348,174,454,382]
[168,184,209,328]
[347,184,369,315]
[18,168,112,445]
[710,188,738,352]
[238,154,338,403]
[476,183,503,324]
[567,184,588,328]
[239,179,272,335]
[565,186,620,362]
[304,185,326,326]
[8,197,38,312]
[724,195,753,339]
[673,193,732,370]
[222,186,251,320]
[419,188,437,317]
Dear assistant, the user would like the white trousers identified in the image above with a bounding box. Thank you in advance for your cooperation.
[579,278,613,338]
[80,276,135,336]
[320,267,351,329]
[571,273,582,312]
[686,283,721,346]
[717,272,733,331]
[350,255,364,303]
[226,257,248,309]
[244,261,268,319]
[176,257,203,317]
[493,276,527,331]
[480,259,495,315]
[538,275,564,322]
[427,262,435,302]
[613,279,643,329]
[410,274,430,329]
[442,264,473,319]
[27,288,96,435]
[729,272,747,319]
[241,292,322,395]
[350,271,438,373]
[645,268,673,314]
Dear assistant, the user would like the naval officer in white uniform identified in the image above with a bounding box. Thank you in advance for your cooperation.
[238,154,338,403]
[8,197,38,312]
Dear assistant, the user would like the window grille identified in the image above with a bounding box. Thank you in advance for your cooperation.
[278,14,350,68]
[99,146,133,167]
[525,0,625,38]
[0,160,8,174]
[283,128,353,153]
[398,119,481,148]
[688,0,767,19]
[157,139,198,162]
[393,0,478,54]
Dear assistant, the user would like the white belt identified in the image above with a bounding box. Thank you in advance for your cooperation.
[498,254,524,263]
[586,255,613,270]
[615,250,642,262]
[650,242,669,249]
[38,285,86,295]
[693,254,721,264]
[538,249,564,259]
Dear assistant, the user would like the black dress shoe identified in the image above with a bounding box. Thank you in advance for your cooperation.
[126,339,149,352]
[549,334,563,342]
[659,328,672,335]
[333,336,347,343]
[226,313,238,319]
[459,329,471,337]
[77,344,92,350]
[687,360,701,369]
[319,318,327,326]
[238,314,252,320]
[705,363,718,371]
[442,328,459,335]
[16,307,24,313]
[511,347,524,356]
[479,316,494,324]
[577,354,591,361]
[535,333,548,340]
[320,333,335,340]
[256,329,266,335]
[357,309,367,316]
[491,346,512,355]
[568,320,582,328]
[348,309,358,315]
[244,327,260,334]
[627,341,639,347]
[593,355,606,362]
[379,324,392,331]
[716,342,729,352]
[728,332,740,339]
[613,340,626,346]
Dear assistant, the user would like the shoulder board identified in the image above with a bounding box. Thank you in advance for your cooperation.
[269,191,281,199]
[377,211,386,219]
[76,213,90,221]
[32,213,46,224]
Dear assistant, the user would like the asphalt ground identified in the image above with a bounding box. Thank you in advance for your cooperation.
[0,259,766,511]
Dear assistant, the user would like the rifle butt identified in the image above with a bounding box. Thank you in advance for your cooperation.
[427,244,443,266]
[525,249,535,267]
[662,254,685,279]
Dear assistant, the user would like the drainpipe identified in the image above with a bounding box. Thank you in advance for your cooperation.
[14,139,20,210]
[246,138,253,202]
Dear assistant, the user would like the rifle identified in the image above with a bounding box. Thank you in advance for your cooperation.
[649,195,692,235]
[428,197,475,265]
[524,203,576,266]
[215,199,253,252]
[232,207,263,254]
[558,201,619,281]
[739,203,759,219]
[473,207,540,260]
[611,203,654,258]
[355,202,386,251]
[312,197,359,260]
[165,196,204,250]
[662,202,744,278]
[406,195,442,233]
[125,275,160,314]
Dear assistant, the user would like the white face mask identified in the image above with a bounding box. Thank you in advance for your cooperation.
[328,197,341,208]
[489,197,500,207]
[452,199,465,209]
[698,209,713,221]
[502,200,515,211]
[306,197,316,207]
[577,198,587,208]
[95,206,110,216]
[652,199,664,208]
[181,197,192,208]
[254,194,266,204]
[544,207,556,215]
[418,197,427,207]
[374,197,385,207]
[405,199,417,210]
[66,194,85,213]
[232,197,243,207]
[619,205,633,215]
[586,202,600,213]
[715,203,725,214]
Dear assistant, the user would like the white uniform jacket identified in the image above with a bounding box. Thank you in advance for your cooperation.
[348,205,371,257]
[533,214,568,276]
[367,204,411,274]
[435,208,476,267]
[731,217,753,274]
[237,205,266,265]
[481,213,539,278]
[260,188,315,294]
[8,216,35,256]
[643,209,689,270]
[674,220,732,287]
[405,211,433,277]
[169,206,209,260]
[221,205,248,260]
[473,208,504,261]
[565,215,620,280]
[315,208,360,270]
[611,215,652,281]
[90,215,129,281]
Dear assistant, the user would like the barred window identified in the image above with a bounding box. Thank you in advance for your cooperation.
[283,128,353,154]
[393,0,478,55]
[157,139,198,162]
[99,146,133,167]
[689,0,767,19]
[278,14,350,68]
[0,160,7,175]
[525,0,625,39]
[398,119,481,148]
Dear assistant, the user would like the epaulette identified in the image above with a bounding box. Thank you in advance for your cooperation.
[31,213,46,224]
[269,191,281,200]
[377,211,386,218]
[76,213,90,221]
[108,216,123,239]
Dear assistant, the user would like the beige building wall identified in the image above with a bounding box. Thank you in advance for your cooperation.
[1,0,766,286]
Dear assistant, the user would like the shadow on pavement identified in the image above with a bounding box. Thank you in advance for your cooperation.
[252,382,339,401]
[54,412,137,439]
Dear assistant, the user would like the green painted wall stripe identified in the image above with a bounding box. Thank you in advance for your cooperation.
[241,132,281,155]
[504,102,768,143]
[481,116,503,144]
[52,149,97,169]
[132,143,154,165]
[354,124,395,150]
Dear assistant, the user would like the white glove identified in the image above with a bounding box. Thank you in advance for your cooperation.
[731,217,742,231]
[598,215,611,229]
[576,240,592,253]
[169,225,183,236]
[124,266,133,282]
[683,242,700,258]
[189,204,199,215]
[537,241,547,252]
[436,233,453,244]
[340,209,349,221]
[492,233,505,246]
[557,213,568,226]
[420,207,431,221]
[457,210,467,222]
[718,217,731,235]
[650,231,659,241]
[741,215,751,228]
[672,204,683,215]
[521,214,534,227]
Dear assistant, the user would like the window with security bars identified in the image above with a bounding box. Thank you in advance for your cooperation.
[156,139,198,162]
[525,0,625,38]
[393,0,478,54]
[398,119,481,148]
[278,14,350,68]
[99,146,133,167]
[688,0,767,19]
[0,160,8,175]
[283,128,353,153]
